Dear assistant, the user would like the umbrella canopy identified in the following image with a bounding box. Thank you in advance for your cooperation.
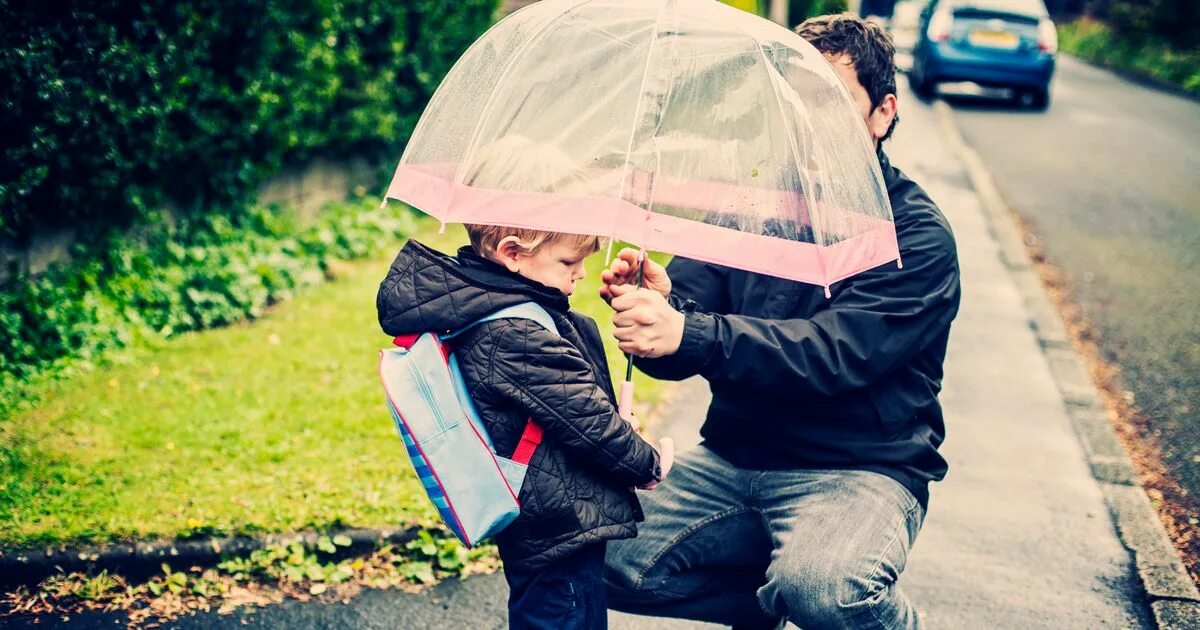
[385,0,900,289]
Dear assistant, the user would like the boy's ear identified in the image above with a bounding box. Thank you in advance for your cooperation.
[495,235,525,273]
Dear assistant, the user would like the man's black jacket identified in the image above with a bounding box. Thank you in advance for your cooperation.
[638,151,960,508]
[377,241,660,571]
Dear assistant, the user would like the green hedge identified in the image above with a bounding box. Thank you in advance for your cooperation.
[0,0,498,242]
[1098,0,1200,51]
[0,200,416,414]
[1059,18,1200,95]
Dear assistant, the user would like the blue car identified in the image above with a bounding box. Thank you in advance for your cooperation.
[909,0,1057,109]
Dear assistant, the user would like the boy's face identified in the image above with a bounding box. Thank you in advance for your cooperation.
[500,238,590,297]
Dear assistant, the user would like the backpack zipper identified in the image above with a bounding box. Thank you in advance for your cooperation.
[408,358,449,434]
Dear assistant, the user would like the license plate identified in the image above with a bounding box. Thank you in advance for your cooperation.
[968,30,1019,50]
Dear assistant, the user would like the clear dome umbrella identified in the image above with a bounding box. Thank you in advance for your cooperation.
[383,0,901,417]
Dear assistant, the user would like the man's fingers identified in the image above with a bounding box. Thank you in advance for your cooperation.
[618,341,646,356]
[616,248,642,266]
[608,284,645,309]
[613,308,654,328]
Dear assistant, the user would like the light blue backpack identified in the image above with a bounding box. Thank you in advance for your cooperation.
[378,302,556,548]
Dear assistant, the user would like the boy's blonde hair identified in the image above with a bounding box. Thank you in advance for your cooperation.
[465,225,602,259]
[461,134,602,258]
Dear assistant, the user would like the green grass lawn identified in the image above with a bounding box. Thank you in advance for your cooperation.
[0,219,668,548]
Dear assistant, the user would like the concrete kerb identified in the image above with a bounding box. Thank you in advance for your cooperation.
[0,526,419,591]
[933,99,1200,624]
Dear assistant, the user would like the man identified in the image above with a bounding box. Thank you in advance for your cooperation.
[601,14,960,630]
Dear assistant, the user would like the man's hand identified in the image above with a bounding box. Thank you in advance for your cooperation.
[610,284,685,358]
[600,248,671,304]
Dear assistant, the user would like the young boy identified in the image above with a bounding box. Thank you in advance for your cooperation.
[376,135,666,628]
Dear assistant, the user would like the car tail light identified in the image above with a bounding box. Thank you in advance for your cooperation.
[928,10,953,42]
[1038,19,1058,53]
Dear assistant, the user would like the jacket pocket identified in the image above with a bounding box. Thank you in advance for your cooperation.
[517,451,581,540]
[527,505,581,540]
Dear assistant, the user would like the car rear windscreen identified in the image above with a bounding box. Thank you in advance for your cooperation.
[949,0,1048,17]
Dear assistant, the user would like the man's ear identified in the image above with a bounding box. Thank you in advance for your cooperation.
[868,93,898,144]
[495,235,525,273]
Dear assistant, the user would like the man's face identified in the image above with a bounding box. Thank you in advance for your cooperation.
[823,53,897,146]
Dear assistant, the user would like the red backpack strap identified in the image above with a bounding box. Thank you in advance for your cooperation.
[511,419,543,465]
[392,334,421,349]
[394,334,451,362]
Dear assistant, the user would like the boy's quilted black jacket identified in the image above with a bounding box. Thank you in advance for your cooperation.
[376,240,661,571]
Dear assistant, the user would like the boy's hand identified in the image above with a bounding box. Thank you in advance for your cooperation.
[600,248,671,304]
[638,437,675,490]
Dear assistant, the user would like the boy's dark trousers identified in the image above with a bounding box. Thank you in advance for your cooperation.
[504,542,608,630]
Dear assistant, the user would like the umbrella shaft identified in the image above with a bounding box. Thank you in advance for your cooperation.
[624,252,647,382]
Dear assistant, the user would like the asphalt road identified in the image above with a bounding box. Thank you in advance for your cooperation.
[938,56,1200,502]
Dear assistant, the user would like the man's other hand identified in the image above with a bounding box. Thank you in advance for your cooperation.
[600,248,671,304]
[611,285,685,358]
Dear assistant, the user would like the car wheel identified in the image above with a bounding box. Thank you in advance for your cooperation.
[1016,87,1050,111]
[909,65,936,100]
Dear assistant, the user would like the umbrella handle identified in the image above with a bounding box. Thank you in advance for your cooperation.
[619,380,635,421]
[620,250,648,422]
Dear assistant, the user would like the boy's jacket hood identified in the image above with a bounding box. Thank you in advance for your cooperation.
[377,239,570,336]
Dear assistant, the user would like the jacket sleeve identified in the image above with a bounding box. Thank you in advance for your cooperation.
[483,320,662,487]
[648,215,961,397]
[633,257,731,382]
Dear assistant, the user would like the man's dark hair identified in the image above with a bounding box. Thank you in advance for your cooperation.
[795,13,899,141]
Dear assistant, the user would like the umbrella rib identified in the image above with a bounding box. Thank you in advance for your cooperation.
[750,35,830,288]
[613,0,673,239]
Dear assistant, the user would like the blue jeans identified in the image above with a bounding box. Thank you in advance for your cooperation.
[605,446,924,629]
[505,542,608,630]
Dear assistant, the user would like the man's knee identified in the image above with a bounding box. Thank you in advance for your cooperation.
[603,537,652,599]
[760,560,888,628]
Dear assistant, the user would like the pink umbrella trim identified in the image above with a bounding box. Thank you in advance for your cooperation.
[386,164,900,287]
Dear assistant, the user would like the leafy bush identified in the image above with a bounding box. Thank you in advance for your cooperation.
[1097,0,1200,50]
[0,199,415,400]
[1059,17,1200,94]
[0,0,498,241]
